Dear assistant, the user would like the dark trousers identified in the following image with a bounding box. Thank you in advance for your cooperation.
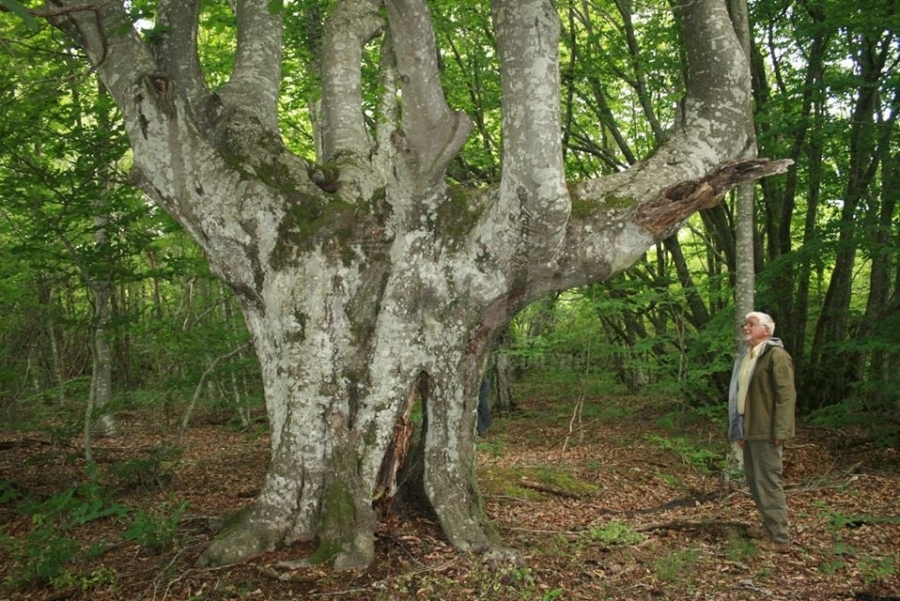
[743,440,790,543]
[476,378,492,436]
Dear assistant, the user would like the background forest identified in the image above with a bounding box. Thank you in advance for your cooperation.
[2,0,897,447]
[0,0,898,597]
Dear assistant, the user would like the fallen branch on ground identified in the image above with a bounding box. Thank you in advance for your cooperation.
[634,519,752,533]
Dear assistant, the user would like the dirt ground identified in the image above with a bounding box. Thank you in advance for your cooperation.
[1,383,899,600]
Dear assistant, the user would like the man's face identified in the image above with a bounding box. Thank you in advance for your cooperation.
[742,317,770,346]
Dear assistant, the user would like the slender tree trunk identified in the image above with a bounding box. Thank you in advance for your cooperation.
[86,81,119,439]
[765,2,830,364]
[37,275,66,405]
[727,0,757,353]
[663,236,711,328]
[725,0,757,479]
[859,111,898,403]
[808,32,890,409]
[490,352,517,415]
[483,327,515,415]
[88,216,117,439]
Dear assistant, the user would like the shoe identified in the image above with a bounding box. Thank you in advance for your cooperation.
[758,539,791,553]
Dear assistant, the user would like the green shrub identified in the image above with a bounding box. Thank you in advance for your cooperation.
[859,554,898,588]
[0,477,127,590]
[1,524,81,589]
[124,499,189,554]
[1,480,189,592]
[50,566,119,593]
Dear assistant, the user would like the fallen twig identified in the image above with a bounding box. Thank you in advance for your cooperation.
[518,479,583,499]
[634,519,752,533]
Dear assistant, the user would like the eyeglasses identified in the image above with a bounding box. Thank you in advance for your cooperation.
[742,322,764,329]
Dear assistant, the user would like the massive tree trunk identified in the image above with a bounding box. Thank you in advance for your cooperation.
[42,0,788,569]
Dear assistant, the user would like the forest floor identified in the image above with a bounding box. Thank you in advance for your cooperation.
[1,372,899,601]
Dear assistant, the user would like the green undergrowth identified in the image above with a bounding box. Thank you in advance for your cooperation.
[375,560,558,601]
[479,463,599,501]
[0,471,189,594]
[807,398,900,448]
[497,369,726,470]
[589,520,645,546]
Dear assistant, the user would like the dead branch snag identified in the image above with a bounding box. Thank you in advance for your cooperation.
[636,158,793,238]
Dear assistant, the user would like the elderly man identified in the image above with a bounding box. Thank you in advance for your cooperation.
[728,311,796,553]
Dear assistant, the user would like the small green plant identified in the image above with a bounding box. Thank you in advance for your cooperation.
[645,433,721,474]
[50,566,118,592]
[532,466,598,496]
[584,404,634,420]
[650,548,700,582]
[756,566,774,579]
[806,399,899,448]
[824,508,857,531]
[589,520,644,546]
[110,445,181,491]
[123,498,189,554]
[858,554,898,588]
[832,541,858,556]
[818,558,846,575]
[481,564,537,597]
[0,481,19,504]
[655,470,683,488]
[477,439,506,458]
[1,524,80,589]
[724,532,756,563]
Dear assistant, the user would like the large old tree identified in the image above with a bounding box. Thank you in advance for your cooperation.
[38,0,787,569]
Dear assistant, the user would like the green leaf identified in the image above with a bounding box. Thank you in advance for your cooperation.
[267,0,283,15]
[2,0,41,30]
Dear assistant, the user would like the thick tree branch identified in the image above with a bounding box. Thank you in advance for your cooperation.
[217,0,283,132]
[31,1,115,17]
[44,0,155,108]
[384,0,472,183]
[545,0,760,292]
[154,0,209,119]
[492,0,569,259]
[319,0,383,163]
[542,159,793,297]
[678,0,750,134]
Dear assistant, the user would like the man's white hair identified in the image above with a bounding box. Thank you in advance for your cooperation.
[745,311,775,336]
